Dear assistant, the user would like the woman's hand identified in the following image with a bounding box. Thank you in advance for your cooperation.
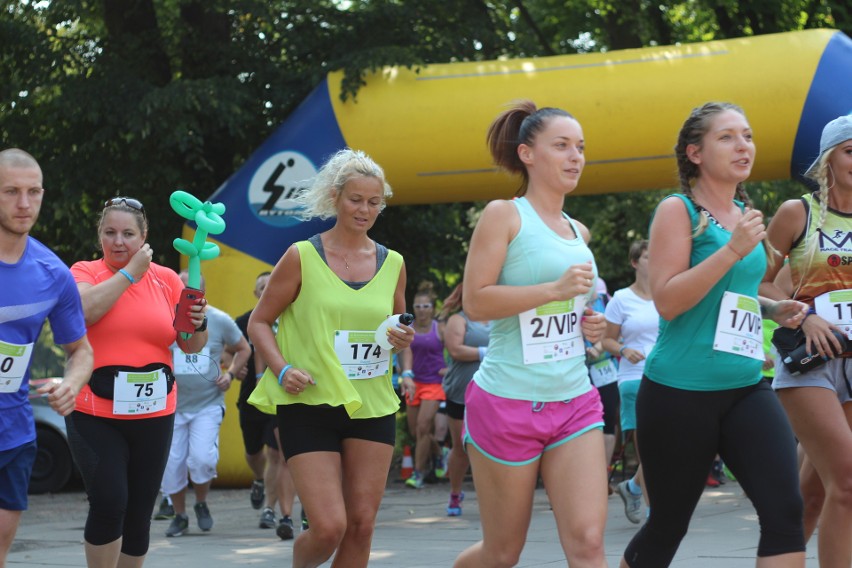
[387,323,415,352]
[401,376,416,399]
[727,209,766,259]
[187,298,207,330]
[766,299,808,328]
[281,367,315,395]
[580,308,606,344]
[620,347,646,364]
[125,242,153,280]
[802,314,845,359]
[554,262,595,301]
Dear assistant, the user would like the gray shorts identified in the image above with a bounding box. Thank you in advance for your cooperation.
[772,355,852,404]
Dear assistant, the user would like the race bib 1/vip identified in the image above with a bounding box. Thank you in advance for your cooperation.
[713,291,763,361]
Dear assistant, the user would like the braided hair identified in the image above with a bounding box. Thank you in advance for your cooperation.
[674,102,752,237]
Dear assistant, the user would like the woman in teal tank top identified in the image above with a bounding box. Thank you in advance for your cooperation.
[454,100,609,568]
[621,103,809,568]
[247,149,414,568]
[759,114,852,566]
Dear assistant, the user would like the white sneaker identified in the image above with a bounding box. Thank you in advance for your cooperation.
[617,480,643,524]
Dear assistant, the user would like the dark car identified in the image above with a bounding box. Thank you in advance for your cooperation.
[27,377,77,494]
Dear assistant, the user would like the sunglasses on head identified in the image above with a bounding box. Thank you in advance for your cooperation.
[413,303,432,309]
[104,197,145,213]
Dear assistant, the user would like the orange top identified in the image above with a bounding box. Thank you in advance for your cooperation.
[70,259,182,419]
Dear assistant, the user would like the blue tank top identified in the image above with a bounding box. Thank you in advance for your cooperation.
[473,197,596,402]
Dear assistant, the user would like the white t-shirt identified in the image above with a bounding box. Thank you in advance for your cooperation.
[604,287,660,384]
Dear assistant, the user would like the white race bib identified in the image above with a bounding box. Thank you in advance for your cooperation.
[814,289,852,340]
[334,330,390,380]
[112,368,168,415]
[0,340,34,393]
[519,299,585,365]
[713,291,764,360]
[172,346,211,375]
[589,358,618,387]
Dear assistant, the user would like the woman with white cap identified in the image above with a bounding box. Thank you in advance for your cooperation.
[760,114,852,567]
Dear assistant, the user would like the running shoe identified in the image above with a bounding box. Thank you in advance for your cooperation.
[300,507,309,531]
[617,480,643,524]
[154,496,175,520]
[165,513,189,537]
[259,507,276,529]
[276,515,295,540]
[250,479,265,510]
[405,470,424,489]
[435,447,450,479]
[705,473,721,488]
[194,502,213,531]
[447,492,465,516]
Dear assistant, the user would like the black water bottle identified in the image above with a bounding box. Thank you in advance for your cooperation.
[782,330,848,375]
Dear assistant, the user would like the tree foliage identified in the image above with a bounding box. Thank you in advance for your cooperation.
[1,0,848,301]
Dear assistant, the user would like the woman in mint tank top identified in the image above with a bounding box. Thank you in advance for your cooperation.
[621,103,809,568]
[759,115,852,565]
[454,100,609,568]
[247,149,414,568]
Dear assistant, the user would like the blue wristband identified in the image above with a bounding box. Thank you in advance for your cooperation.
[478,346,487,361]
[277,365,292,385]
[401,370,414,379]
[255,373,264,379]
[118,269,136,284]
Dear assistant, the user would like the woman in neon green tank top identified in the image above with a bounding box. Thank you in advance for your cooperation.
[247,149,414,568]
[621,103,809,568]
[760,114,852,567]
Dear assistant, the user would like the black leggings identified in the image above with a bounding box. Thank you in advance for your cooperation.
[65,411,174,556]
[623,377,804,567]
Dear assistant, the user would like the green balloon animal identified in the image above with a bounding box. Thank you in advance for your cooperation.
[170,191,226,337]
[170,190,227,288]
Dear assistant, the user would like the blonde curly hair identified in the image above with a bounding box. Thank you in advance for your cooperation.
[293,148,392,220]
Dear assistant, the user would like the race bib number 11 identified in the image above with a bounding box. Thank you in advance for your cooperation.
[814,289,852,340]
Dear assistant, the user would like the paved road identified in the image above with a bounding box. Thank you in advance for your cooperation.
[11,478,818,567]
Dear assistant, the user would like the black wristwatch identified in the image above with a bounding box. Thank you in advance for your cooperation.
[195,316,208,332]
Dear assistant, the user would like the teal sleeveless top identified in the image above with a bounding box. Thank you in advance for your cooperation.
[644,194,765,391]
[472,197,596,402]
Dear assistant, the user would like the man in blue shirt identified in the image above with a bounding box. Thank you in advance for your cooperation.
[0,148,93,565]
